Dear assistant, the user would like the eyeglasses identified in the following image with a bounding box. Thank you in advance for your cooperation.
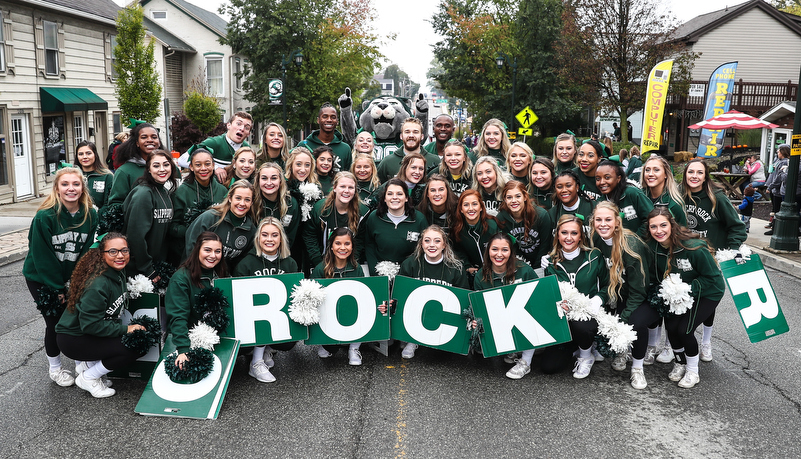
[104,248,130,256]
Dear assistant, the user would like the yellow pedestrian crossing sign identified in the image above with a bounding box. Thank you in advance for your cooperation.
[516,107,538,128]
[518,128,533,136]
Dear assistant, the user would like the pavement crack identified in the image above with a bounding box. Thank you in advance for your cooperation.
[350,358,376,459]
[0,342,44,378]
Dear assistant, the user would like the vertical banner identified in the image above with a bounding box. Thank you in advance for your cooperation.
[468,276,572,358]
[305,277,390,345]
[720,254,788,343]
[110,292,161,380]
[390,276,472,355]
[215,274,308,346]
[641,60,674,154]
[697,62,738,158]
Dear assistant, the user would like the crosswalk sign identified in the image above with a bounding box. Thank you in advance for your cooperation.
[518,128,533,136]
[516,107,538,128]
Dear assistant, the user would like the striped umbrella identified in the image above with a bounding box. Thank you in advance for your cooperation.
[688,110,778,130]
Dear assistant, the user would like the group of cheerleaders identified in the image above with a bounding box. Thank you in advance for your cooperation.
[23,115,746,398]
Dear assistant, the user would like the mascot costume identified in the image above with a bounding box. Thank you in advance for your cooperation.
[338,88,429,163]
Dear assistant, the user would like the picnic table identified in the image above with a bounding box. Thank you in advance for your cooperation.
[710,172,750,199]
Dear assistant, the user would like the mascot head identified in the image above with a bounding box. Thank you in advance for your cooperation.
[359,96,412,141]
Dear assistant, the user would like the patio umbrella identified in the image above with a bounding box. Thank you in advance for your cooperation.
[688,110,778,130]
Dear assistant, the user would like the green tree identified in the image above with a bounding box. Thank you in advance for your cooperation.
[771,0,801,15]
[183,76,222,136]
[114,5,162,123]
[384,64,420,98]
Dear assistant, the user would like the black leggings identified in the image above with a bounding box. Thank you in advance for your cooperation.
[538,318,598,375]
[626,303,662,360]
[664,297,720,357]
[56,333,145,370]
[26,279,62,358]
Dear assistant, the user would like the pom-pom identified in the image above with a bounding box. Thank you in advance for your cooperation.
[188,322,220,351]
[35,286,65,318]
[593,335,616,359]
[126,274,154,299]
[461,308,483,354]
[375,261,400,282]
[301,203,313,222]
[288,279,325,325]
[558,282,593,321]
[739,244,752,259]
[595,313,637,355]
[194,287,231,333]
[152,261,176,291]
[298,182,322,202]
[715,249,737,262]
[164,348,214,384]
[647,286,670,318]
[658,273,694,315]
[98,204,124,234]
[120,315,161,354]
[184,199,212,225]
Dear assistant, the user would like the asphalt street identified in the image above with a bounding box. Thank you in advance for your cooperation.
[1,259,799,458]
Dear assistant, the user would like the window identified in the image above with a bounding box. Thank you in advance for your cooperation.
[151,11,167,20]
[73,115,84,144]
[110,34,117,79]
[234,58,242,91]
[206,56,223,96]
[0,108,8,185]
[0,12,5,72]
[113,113,121,134]
[44,20,57,76]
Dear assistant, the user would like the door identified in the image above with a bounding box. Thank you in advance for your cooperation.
[94,111,108,163]
[11,114,33,198]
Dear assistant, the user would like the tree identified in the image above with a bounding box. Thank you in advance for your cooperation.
[771,0,801,15]
[183,75,222,136]
[557,0,698,142]
[221,0,383,134]
[114,5,162,123]
[383,64,420,98]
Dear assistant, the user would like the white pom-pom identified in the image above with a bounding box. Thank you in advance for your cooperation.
[558,282,594,321]
[659,273,694,315]
[715,249,737,262]
[375,261,400,282]
[301,203,312,222]
[188,322,220,351]
[596,313,637,355]
[299,182,322,202]
[127,274,154,299]
[288,279,325,325]
[739,244,752,259]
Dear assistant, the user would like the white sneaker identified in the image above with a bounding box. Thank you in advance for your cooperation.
[505,360,531,380]
[630,368,647,389]
[572,357,595,379]
[699,343,713,362]
[248,360,276,383]
[503,352,521,364]
[75,373,115,398]
[348,349,362,366]
[678,369,700,388]
[643,346,659,365]
[317,346,332,358]
[264,350,275,368]
[75,362,112,387]
[591,347,605,362]
[49,368,75,387]
[668,363,686,382]
[611,353,628,371]
[401,343,418,359]
[656,347,674,364]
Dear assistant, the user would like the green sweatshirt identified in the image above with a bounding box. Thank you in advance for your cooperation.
[200,133,250,166]
[108,159,146,205]
[423,141,476,163]
[547,197,595,236]
[496,207,553,268]
[123,184,174,277]
[376,148,441,183]
[169,178,229,242]
[473,260,538,290]
[509,174,529,188]
[544,248,610,304]
[165,266,216,354]
[625,156,643,182]
[450,218,500,268]
[318,174,334,195]
[609,186,654,236]
[361,210,429,275]
[592,233,651,322]
[233,249,299,277]
[185,209,256,269]
[444,173,472,196]
[311,261,365,279]
[650,190,687,226]
[647,237,725,302]
[399,256,469,289]
[573,167,603,201]
[555,161,574,175]
[260,194,301,246]
[55,268,128,337]
[298,130,352,172]
[84,170,113,210]
[303,199,369,266]
[23,206,98,291]
[480,189,501,217]
[684,189,746,250]
[419,207,450,233]
[357,180,380,208]
[529,186,554,210]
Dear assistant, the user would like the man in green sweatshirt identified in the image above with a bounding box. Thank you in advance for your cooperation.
[199,111,253,182]
[298,103,353,173]
[377,118,441,183]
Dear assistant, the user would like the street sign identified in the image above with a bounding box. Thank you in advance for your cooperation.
[269,78,283,106]
[435,99,448,104]
[792,134,801,156]
[516,107,538,128]
[518,128,532,136]
[508,131,516,140]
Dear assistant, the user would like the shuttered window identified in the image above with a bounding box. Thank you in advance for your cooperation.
[35,18,64,78]
[1,11,13,74]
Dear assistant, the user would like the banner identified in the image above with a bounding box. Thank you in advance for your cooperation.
[216,273,309,346]
[697,62,738,158]
[391,276,472,355]
[641,60,674,154]
[305,277,391,345]
[467,276,572,357]
[720,254,788,343]
[110,292,161,380]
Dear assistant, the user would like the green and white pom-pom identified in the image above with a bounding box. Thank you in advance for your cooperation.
[557,281,593,321]
[194,287,231,333]
[126,274,154,299]
[300,203,313,222]
[715,248,737,262]
[299,182,322,202]
[164,348,214,384]
[188,322,220,351]
[658,273,694,315]
[98,204,124,234]
[120,315,161,354]
[375,261,400,282]
[35,286,65,318]
[595,312,637,355]
[152,261,176,291]
[288,279,325,325]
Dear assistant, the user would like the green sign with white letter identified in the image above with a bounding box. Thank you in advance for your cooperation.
[305,276,390,345]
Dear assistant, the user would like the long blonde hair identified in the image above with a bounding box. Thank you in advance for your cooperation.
[258,122,289,165]
[475,118,511,159]
[319,172,362,234]
[39,167,93,228]
[413,225,463,271]
[471,156,509,200]
[591,202,645,302]
[210,180,257,227]
[254,217,291,258]
[284,147,320,186]
[548,214,590,265]
[640,155,684,208]
[254,162,289,220]
[351,153,380,190]
[439,141,472,178]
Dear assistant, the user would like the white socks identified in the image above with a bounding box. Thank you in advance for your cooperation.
[521,349,535,365]
[632,358,644,370]
[578,347,592,360]
[647,327,661,346]
[47,355,62,372]
[686,354,700,374]
[349,343,361,351]
[252,345,266,364]
[83,362,111,380]
[702,325,713,344]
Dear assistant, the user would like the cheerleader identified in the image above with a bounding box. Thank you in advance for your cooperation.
[552,133,578,175]
[285,147,322,217]
[56,233,149,397]
[474,118,511,163]
[23,167,98,387]
[222,146,256,187]
[641,154,687,225]
[438,140,473,196]
[472,156,508,217]
[574,140,605,201]
[254,162,301,246]
[417,174,458,232]
[595,159,653,235]
[496,181,553,268]
[591,202,657,389]
[395,152,428,207]
[256,122,288,170]
[351,130,377,163]
[547,170,595,235]
[351,153,380,207]
[108,122,163,205]
[506,142,533,186]
[646,207,725,388]
[450,189,500,275]
[74,141,113,210]
[313,146,336,195]
[528,157,555,210]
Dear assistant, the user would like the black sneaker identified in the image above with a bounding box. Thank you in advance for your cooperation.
[764,230,774,235]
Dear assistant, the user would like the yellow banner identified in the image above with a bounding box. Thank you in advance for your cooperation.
[641,60,674,154]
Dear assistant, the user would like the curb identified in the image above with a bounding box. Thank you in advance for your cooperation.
[0,249,27,267]
[750,245,801,280]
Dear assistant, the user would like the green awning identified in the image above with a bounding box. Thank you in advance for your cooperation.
[40,87,109,113]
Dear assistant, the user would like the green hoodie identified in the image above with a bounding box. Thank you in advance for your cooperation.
[399,256,469,289]
[451,218,500,268]
[83,170,113,210]
[298,130,352,172]
[496,207,553,268]
[23,206,98,291]
[165,266,217,354]
[443,173,472,196]
[573,167,603,201]
[376,148,441,183]
[200,133,250,166]
[684,189,747,250]
[647,237,725,302]
[233,249,299,277]
[544,248,610,305]
[123,184,174,277]
[303,199,369,266]
[626,155,643,182]
[108,159,146,205]
[608,186,654,236]
[56,268,128,337]
[185,209,256,269]
[169,178,229,242]
[473,260,538,291]
[311,261,365,279]
[361,209,429,275]
[649,190,687,226]
[547,197,595,237]
[592,233,651,322]
[260,194,301,246]
[529,186,554,210]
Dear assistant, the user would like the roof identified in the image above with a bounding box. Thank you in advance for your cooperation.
[143,17,196,53]
[760,101,796,122]
[670,0,801,44]
[14,0,120,24]
[141,0,228,38]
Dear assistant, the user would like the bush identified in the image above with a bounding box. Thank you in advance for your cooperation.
[170,113,226,154]
[184,91,222,136]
